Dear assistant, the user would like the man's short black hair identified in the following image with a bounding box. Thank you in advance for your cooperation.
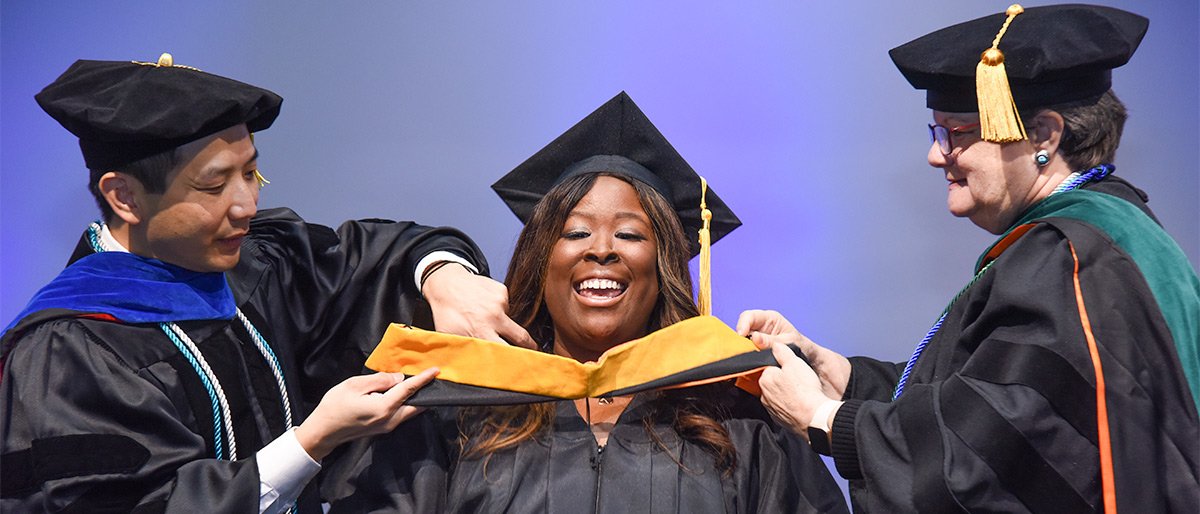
[88,147,182,222]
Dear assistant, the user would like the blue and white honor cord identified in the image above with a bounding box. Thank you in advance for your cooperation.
[86,222,292,460]
[891,261,993,401]
[1051,164,1113,195]
[891,164,1114,400]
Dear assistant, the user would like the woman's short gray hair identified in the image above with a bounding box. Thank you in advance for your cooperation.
[1035,90,1127,171]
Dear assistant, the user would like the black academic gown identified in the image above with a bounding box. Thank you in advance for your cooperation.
[828,178,1200,513]
[0,207,487,513]
[324,384,850,514]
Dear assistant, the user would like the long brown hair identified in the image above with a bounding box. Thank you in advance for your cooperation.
[460,172,736,473]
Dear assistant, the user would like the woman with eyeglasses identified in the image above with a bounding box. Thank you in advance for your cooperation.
[738,4,1200,513]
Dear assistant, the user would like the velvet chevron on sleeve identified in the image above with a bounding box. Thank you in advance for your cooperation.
[831,179,1200,513]
[228,207,489,408]
[0,207,488,513]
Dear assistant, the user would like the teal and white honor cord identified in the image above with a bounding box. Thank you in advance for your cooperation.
[86,222,293,460]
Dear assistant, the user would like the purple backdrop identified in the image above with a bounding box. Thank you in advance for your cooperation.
[3,0,1197,497]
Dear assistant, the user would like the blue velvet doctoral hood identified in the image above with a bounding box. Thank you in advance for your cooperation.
[4,251,236,334]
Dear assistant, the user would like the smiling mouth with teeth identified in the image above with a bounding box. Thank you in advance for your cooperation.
[575,278,628,299]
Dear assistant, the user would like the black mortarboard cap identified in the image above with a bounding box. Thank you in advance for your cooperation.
[492,92,741,257]
[36,53,283,170]
[889,4,1148,113]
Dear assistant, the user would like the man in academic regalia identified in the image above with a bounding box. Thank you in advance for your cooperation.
[738,4,1200,513]
[0,54,533,513]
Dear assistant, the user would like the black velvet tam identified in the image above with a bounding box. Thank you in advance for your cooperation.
[36,54,282,170]
[492,92,741,255]
[889,4,1148,112]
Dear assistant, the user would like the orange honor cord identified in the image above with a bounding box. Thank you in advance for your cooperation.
[1070,243,1117,513]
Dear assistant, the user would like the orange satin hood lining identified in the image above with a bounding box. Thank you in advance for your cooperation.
[366,315,759,399]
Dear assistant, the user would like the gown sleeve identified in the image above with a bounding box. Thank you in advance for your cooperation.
[0,319,260,513]
[716,386,849,514]
[739,417,850,514]
[843,357,905,403]
[318,408,458,513]
[228,207,490,405]
[829,223,1200,513]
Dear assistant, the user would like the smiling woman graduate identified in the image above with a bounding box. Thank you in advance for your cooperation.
[322,93,849,514]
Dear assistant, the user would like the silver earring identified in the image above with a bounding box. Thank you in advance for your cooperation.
[1034,150,1051,166]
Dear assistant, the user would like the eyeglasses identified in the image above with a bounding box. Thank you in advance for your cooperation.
[928,122,981,155]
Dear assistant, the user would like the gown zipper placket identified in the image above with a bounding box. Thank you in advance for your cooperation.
[592,443,605,514]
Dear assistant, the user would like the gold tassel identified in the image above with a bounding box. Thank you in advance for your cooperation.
[976,4,1027,143]
[698,177,713,316]
[248,134,269,188]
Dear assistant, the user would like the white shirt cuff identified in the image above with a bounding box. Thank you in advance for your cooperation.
[257,427,321,514]
[810,399,845,432]
[414,251,478,293]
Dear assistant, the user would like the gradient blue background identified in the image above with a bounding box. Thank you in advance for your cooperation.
[2,0,1197,495]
